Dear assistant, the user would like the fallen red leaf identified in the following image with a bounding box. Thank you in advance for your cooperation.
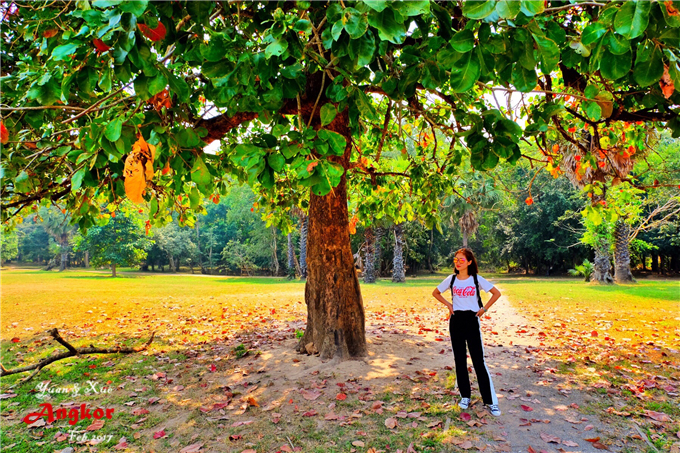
[86,419,105,431]
[139,21,166,42]
[521,405,534,412]
[460,412,471,421]
[336,393,347,401]
[153,429,166,439]
[10,337,19,343]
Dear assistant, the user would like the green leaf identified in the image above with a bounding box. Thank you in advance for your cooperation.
[354,89,377,120]
[450,30,474,53]
[364,1,388,12]
[259,166,275,189]
[368,8,406,44]
[520,0,545,16]
[119,0,147,16]
[532,34,559,74]
[581,23,607,46]
[614,1,651,39]
[449,51,481,93]
[496,0,520,19]
[317,129,347,155]
[104,117,123,141]
[148,72,167,96]
[14,171,32,193]
[343,7,368,39]
[265,38,288,58]
[511,63,537,92]
[267,153,285,172]
[71,168,87,191]
[351,31,376,67]
[320,103,337,126]
[392,0,429,17]
[294,19,313,34]
[167,72,190,103]
[462,0,496,19]
[633,47,664,87]
[608,32,631,55]
[52,43,79,61]
[190,155,212,189]
[600,50,632,80]
[189,186,200,209]
[584,101,602,121]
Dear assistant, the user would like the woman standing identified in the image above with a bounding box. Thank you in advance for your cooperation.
[432,248,502,416]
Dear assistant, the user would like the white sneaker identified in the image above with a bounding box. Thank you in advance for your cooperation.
[486,404,501,416]
[458,398,470,410]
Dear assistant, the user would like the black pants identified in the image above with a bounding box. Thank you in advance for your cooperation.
[449,311,498,405]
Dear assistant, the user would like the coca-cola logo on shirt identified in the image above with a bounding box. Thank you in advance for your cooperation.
[453,286,476,297]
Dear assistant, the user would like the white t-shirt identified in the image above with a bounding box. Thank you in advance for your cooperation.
[436,274,494,312]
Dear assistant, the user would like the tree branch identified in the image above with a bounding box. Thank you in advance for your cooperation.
[375,100,391,163]
[1,328,155,383]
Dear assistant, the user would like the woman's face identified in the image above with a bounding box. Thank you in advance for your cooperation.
[454,253,470,272]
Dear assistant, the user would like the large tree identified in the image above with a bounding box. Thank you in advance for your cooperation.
[3,1,680,360]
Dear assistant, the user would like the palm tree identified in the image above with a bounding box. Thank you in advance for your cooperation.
[41,207,75,271]
[392,223,406,282]
[442,171,501,250]
[561,129,653,283]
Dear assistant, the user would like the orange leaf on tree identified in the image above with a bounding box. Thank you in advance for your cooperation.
[138,21,166,42]
[525,197,534,206]
[93,38,111,52]
[667,0,680,16]
[306,160,319,173]
[0,121,8,144]
[42,29,58,38]
[660,65,675,99]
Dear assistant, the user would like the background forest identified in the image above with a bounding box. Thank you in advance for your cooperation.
[3,130,678,278]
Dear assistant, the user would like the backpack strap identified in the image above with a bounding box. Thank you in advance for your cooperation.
[472,274,483,309]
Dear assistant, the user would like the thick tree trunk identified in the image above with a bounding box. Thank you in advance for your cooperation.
[392,224,406,283]
[363,227,376,283]
[374,227,384,277]
[84,250,89,268]
[271,227,279,276]
[297,110,366,361]
[592,247,614,284]
[651,252,659,273]
[59,237,68,271]
[111,263,117,278]
[168,254,175,272]
[427,227,434,273]
[299,215,308,279]
[614,220,634,283]
[462,230,469,248]
[287,232,296,279]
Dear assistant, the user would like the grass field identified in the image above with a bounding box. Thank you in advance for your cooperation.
[1,268,678,452]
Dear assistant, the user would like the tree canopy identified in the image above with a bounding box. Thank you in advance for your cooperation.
[2,0,679,228]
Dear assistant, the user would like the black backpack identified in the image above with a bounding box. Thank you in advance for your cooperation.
[449,273,484,309]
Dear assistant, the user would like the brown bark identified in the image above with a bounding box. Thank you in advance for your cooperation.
[297,108,367,361]
[111,262,117,278]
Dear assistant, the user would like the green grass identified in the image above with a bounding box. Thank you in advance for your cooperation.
[1,269,678,453]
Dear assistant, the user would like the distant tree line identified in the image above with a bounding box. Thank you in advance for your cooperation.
[4,162,678,277]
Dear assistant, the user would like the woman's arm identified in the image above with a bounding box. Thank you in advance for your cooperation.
[432,288,454,315]
[476,287,501,318]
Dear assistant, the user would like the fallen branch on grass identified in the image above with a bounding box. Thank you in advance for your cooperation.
[0,328,155,384]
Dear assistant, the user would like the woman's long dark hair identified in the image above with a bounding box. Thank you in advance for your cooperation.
[453,248,479,275]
